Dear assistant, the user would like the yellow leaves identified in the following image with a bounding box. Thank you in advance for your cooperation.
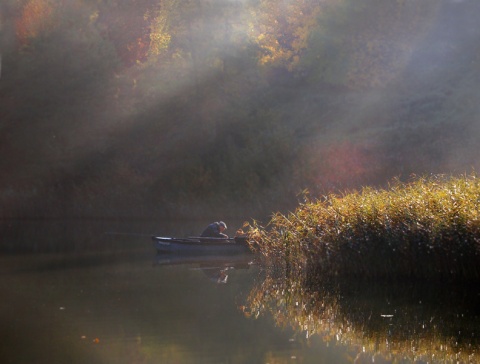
[149,32,171,56]
[147,10,172,57]
[143,0,179,60]
[249,0,321,70]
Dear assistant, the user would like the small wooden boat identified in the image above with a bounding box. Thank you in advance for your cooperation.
[152,235,251,254]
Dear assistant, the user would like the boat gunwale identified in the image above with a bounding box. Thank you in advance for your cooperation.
[152,236,251,254]
[152,236,248,246]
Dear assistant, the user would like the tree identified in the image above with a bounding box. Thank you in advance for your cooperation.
[248,0,321,72]
[300,0,440,89]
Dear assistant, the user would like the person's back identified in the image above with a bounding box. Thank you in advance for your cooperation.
[200,221,228,238]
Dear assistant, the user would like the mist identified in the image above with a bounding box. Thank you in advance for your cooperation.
[1,0,480,220]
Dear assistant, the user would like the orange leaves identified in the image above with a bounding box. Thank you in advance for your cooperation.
[15,0,57,44]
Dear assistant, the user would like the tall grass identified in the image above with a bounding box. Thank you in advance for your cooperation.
[248,174,480,281]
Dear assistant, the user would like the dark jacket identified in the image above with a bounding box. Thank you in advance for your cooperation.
[201,222,228,238]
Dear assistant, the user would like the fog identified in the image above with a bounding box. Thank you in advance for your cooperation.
[1,0,480,220]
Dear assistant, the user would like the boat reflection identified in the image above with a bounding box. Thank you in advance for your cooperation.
[242,266,480,363]
[154,253,256,284]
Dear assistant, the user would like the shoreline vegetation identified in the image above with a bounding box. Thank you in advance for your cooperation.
[248,174,480,281]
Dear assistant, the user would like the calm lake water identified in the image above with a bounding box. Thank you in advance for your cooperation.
[1,219,480,363]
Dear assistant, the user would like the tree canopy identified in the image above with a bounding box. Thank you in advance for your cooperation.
[1,0,480,219]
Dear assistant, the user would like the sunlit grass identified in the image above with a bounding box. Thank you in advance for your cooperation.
[248,174,480,281]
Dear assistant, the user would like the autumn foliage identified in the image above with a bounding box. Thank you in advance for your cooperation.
[248,174,480,281]
[1,0,480,218]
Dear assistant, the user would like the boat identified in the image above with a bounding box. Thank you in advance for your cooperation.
[152,235,252,255]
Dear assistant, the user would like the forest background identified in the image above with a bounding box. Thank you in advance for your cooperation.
[1,0,480,220]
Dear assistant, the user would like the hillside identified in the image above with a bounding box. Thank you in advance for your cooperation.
[1,0,479,219]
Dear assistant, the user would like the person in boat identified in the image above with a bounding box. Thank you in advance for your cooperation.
[200,221,228,238]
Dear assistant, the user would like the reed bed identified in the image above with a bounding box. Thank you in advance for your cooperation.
[248,174,480,281]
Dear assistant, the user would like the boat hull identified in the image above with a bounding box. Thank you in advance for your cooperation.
[152,236,251,255]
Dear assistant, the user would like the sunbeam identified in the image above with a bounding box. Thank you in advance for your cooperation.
[1,0,480,219]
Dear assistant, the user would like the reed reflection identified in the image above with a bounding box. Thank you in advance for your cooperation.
[243,263,480,363]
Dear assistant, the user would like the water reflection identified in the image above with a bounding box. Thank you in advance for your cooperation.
[151,220,256,285]
[5,219,480,363]
[154,253,255,284]
[243,264,480,363]
[0,249,269,363]
[1,219,310,364]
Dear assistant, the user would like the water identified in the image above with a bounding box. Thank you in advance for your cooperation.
[1,220,480,363]
[0,219,342,363]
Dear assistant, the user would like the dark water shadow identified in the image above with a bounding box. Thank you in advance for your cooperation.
[243,265,480,363]
[8,250,153,275]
